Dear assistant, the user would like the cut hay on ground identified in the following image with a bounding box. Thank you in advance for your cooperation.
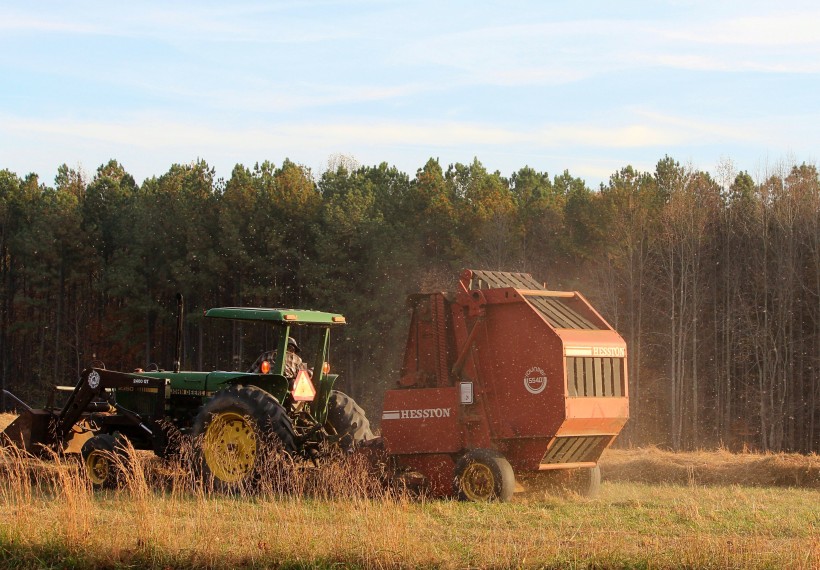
[600,446,820,488]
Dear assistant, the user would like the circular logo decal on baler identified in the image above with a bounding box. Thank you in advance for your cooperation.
[524,366,548,394]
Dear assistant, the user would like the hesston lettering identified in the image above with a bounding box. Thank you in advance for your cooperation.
[399,408,452,419]
[592,346,625,357]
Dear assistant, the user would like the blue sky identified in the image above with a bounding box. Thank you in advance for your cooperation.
[2,1,819,188]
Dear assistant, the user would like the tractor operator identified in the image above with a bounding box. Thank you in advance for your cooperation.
[247,337,306,378]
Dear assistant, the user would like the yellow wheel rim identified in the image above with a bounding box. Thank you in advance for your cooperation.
[461,462,496,501]
[203,411,257,483]
[85,450,111,486]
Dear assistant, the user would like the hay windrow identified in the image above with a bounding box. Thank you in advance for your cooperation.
[600,446,820,488]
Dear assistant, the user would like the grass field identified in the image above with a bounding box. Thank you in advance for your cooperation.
[1,413,819,569]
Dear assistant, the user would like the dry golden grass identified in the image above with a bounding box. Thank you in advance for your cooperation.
[0,446,817,569]
[1,414,819,569]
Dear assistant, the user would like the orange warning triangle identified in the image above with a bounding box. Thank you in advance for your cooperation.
[291,370,316,401]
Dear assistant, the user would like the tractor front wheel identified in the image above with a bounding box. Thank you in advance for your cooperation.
[193,385,296,489]
[81,433,127,490]
[454,448,515,502]
[325,390,373,451]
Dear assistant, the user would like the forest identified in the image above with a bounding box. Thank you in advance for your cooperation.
[0,155,818,453]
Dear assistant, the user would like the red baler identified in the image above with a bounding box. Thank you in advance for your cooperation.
[380,269,629,500]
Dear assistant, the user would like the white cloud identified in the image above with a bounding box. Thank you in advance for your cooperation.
[0,3,356,43]
[201,82,430,113]
[0,108,767,154]
[390,19,624,86]
[631,110,769,146]
[387,7,820,87]
[649,53,820,74]
[0,13,98,34]
[666,11,820,47]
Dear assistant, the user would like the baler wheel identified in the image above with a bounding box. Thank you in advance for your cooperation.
[193,384,297,489]
[454,449,515,502]
[576,465,601,497]
[325,390,374,451]
[81,433,127,490]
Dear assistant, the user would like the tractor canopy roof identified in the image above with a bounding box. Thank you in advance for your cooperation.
[204,307,346,325]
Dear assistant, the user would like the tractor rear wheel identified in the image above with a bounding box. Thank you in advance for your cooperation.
[325,390,373,451]
[454,448,515,502]
[193,384,296,489]
[81,433,127,490]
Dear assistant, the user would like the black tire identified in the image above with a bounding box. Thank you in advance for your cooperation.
[192,384,297,489]
[454,448,515,502]
[325,390,374,451]
[574,465,601,497]
[81,433,127,490]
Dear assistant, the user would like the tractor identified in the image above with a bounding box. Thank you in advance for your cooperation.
[1,296,373,489]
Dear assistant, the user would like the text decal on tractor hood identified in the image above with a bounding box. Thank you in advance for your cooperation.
[382,408,452,420]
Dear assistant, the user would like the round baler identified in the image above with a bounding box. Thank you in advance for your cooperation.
[380,269,629,500]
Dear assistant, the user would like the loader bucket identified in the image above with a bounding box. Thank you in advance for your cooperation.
[1,410,55,454]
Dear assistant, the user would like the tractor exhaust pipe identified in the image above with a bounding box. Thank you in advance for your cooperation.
[173,293,184,373]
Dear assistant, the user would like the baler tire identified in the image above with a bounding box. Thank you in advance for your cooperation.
[81,433,128,490]
[325,390,374,451]
[577,465,601,497]
[192,384,297,490]
[454,449,515,502]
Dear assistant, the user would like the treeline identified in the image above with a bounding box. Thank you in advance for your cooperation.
[1,156,818,453]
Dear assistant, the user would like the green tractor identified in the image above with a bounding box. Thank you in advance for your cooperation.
[1,297,373,489]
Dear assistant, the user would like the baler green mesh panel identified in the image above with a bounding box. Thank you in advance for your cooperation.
[541,435,611,464]
[566,357,625,397]
[525,295,597,330]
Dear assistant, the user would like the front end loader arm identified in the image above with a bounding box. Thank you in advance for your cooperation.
[54,368,167,442]
[53,368,107,441]
[2,368,167,454]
